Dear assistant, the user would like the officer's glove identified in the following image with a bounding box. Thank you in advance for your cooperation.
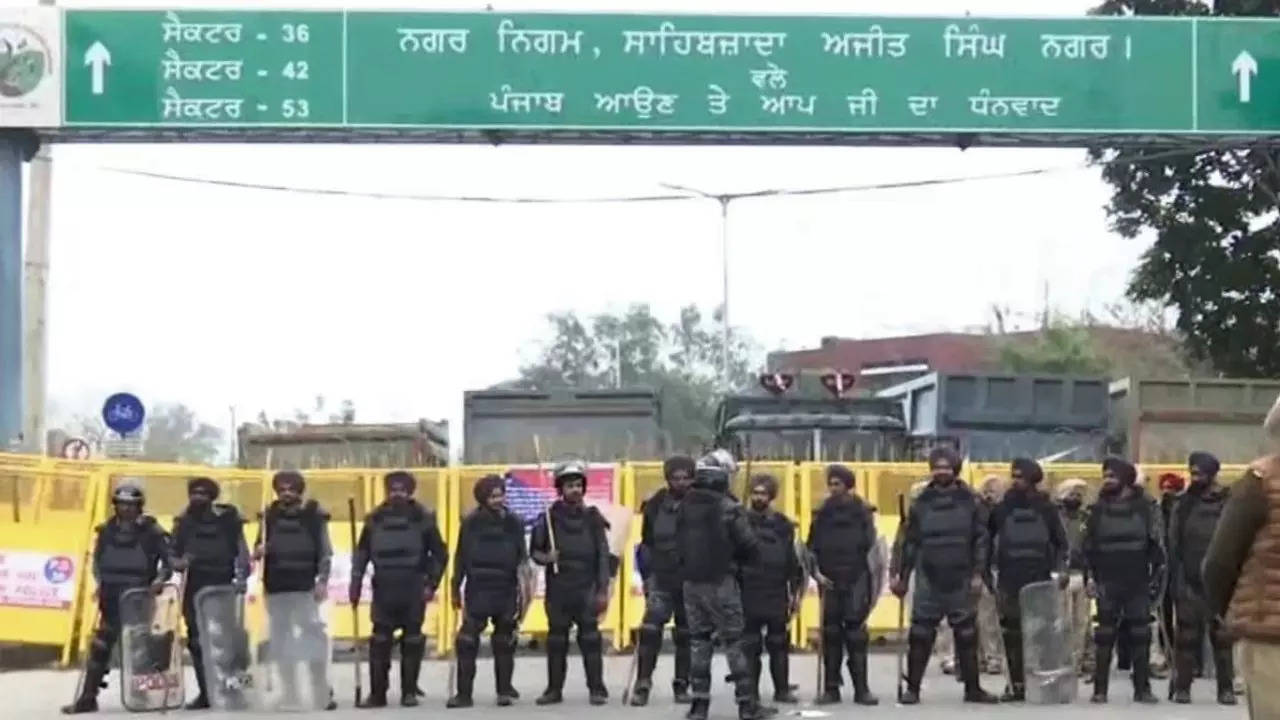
[1053,572,1070,590]
[149,579,166,596]
[451,589,463,611]
[423,582,436,604]
[641,575,652,598]
[1067,573,1085,593]
[814,571,835,591]
[348,581,361,606]
[232,578,248,595]
[594,591,609,616]
[890,577,909,598]
[1148,578,1162,604]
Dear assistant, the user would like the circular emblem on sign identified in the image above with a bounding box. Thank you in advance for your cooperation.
[62,437,92,460]
[102,393,146,435]
[44,555,74,584]
[0,24,53,99]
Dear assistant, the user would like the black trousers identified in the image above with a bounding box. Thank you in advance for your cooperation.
[634,577,691,692]
[455,586,519,698]
[545,585,605,693]
[1093,583,1153,695]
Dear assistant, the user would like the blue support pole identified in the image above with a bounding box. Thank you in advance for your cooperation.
[0,138,23,451]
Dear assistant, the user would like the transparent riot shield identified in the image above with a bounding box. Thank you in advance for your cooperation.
[194,584,255,711]
[1020,580,1078,704]
[255,591,333,711]
[119,585,184,712]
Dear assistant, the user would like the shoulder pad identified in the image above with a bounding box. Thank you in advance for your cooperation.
[214,503,241,519]
[138,515,158,528]
[586,505,608,526]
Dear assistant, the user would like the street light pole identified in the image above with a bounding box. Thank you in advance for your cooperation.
[661,182,733,392]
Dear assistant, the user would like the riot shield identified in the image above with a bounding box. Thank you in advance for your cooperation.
[868,535,888,604]
[194,584,255,711]
[119,585,184,712]
[257,591,332,711]
[1019,580,1078,704]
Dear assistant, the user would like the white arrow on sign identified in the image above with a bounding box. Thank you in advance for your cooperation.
[1232,50,1258,104]
[84,41,112,96]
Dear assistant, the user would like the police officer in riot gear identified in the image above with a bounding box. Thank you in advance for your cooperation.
[677,451,771,720]
[171,477,251,710]
[63,484,172,714]
[1083,457,1165,705]
[1168,452,1236,705]
[808,464,879,706]
[891,448,998,705]
[741,473,803,705]
[254,471,337,710]
[631,455,696,706]
[350,471,448,708]
[448,474,527,709]
[987,458,1069,702]
[530,460,612,706]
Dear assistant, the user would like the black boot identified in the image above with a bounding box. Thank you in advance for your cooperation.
[768,645,798,703]
[61,660,108,714]
[630,625,661,706]
[493,634,518,705]
[1091,641,1112,704]
[1132,634,1159,704]
[1171,644,1194,704]
[358,636,392,708]
[1214,645,1237,705]
[400,636,425,707]
[738,698,777,720]
[686,698,709,720]
[819,629,843,703]
[447,634,477,709]
[186,642,211,710]
[899,635,931,705]
[1000,631,1025,702]
[673,628,692,703]
[957,630,998,704]
[672,679,692,704]
[847,641,879,705]
[581,632,609,706]
[537,634,568,706]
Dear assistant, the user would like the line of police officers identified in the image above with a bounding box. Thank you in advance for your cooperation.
[64,447,1237,714]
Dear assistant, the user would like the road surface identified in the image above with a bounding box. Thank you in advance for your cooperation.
[17,653,1243,718]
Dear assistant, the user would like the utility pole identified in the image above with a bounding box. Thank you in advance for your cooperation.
[660,183,733,392]
[20,0,55,453]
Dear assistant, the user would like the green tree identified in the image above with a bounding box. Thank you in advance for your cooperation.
[143,404,223,464]
[513,303,760,453]
[997,315,1113,376]
[1092,0,1280,377]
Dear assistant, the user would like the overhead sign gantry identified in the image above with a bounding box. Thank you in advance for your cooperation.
[3,8,1280,145]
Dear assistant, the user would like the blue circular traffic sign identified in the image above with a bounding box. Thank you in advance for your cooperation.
[102,393,146,435]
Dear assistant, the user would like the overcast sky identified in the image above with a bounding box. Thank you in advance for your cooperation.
[10,0,1148,456]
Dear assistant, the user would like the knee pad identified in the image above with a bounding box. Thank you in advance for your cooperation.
[577,628,603,654]
[371,630,395,647]
[821,625,843,644]
[90,632,113,664]
[491,631,516,653]
[547,627,570,653]
[1129,622,1151,644]
[1000,614,1021,633]
[673,627,691,647]
[1094,623,1117,647]
[639,622,663,646]
[692,630,713,645]
[908,623,936,646]
[742,632,763,654]
[1211,624,1233,648]
[842,626,868,650]
[952,617,978,644]
[456,630,480,654]
[767,630,791,654]
[401,633,425,651]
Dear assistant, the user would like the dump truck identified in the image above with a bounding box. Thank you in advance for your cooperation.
[1109,377,1280,463]
[237,420,449,469]
[877,372,1110,462]
[463,388,663,464]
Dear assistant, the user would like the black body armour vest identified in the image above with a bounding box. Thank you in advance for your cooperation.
[264,502,323,593]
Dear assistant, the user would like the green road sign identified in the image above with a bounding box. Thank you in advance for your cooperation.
[58,10,1280,135]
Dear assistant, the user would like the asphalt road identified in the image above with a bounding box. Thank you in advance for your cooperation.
[15,653,1245,719]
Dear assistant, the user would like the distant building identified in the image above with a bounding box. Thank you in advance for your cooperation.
[768,327,1179,392]
[238,420,448,469]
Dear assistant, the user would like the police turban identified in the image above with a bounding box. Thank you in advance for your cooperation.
[928,447,962,474]
[384,471,416,494]
[1188,451,1221,479]
[187,476,220,500]
[272,470,306,493]
[1102,456,1137,486]
[826,464,855,489]
[1011,457,1044,485]
[474,474,505,505]
[663,455,696,480]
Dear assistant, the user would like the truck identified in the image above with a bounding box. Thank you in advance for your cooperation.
[715,372,910,462]
[463,388,664,464]
[877,372,1111,462]
[237,420,449,469]
[1109,377,1280,463]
